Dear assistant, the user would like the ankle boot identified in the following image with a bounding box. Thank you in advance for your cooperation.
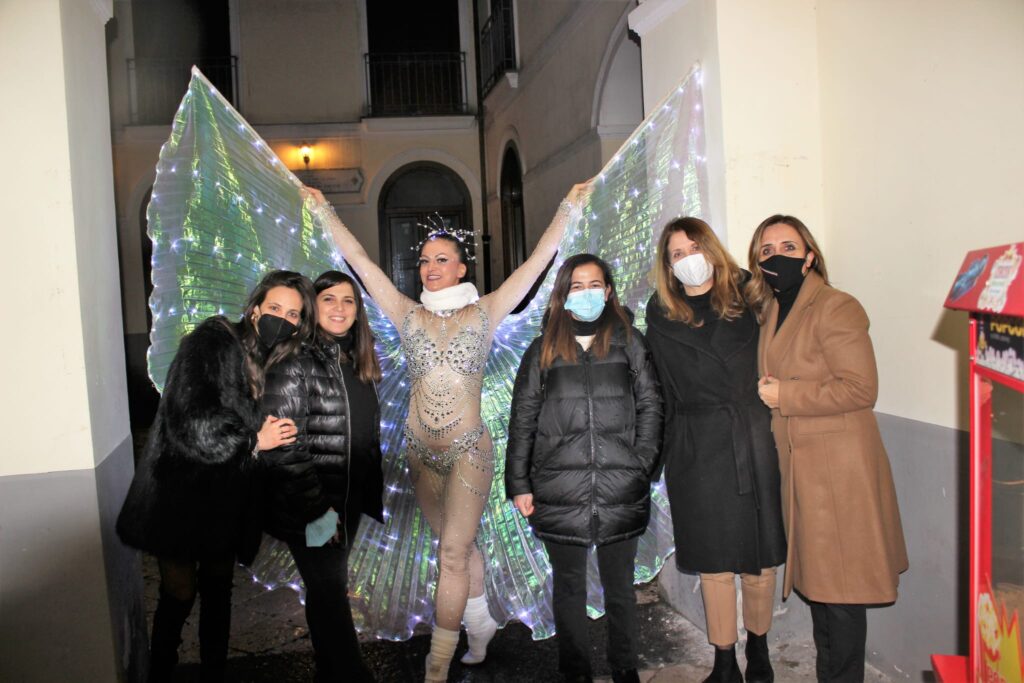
[744,632,774,683]
[460,594,498,665]
[148,592,194,683]
[702,645,742,683]
[424,626,460,682]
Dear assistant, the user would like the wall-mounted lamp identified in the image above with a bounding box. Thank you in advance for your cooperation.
[300,142,313,170]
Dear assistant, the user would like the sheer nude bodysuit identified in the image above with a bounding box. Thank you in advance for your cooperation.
[315,199,573,632]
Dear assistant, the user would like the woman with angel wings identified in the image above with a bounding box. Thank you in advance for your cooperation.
[304,184,588,681]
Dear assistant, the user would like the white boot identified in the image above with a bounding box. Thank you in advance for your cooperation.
[424,625,460,682]
[460,594,498,665]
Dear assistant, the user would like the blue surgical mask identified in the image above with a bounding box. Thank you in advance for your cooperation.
[564,288,606,322]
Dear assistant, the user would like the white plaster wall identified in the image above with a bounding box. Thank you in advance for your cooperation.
[630,0,729,245]
[816,0,1024,430]
[0,0,127,476]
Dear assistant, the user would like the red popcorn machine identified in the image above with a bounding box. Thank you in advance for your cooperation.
[934,242,1024,682]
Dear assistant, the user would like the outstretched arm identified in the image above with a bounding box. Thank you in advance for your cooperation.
[304,187,416,327]
[482,183,589,322]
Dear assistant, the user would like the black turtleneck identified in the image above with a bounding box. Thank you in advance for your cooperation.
[326,333,376,459]
[571,317,602,337]
[683,289,717,340]
[332,332,354,355]
[773,278,804,331]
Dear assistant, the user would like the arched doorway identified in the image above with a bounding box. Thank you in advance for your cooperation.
[500,145,526,278]
[378,162,473,299]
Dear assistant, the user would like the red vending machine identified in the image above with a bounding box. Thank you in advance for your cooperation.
[934,242,1024,682]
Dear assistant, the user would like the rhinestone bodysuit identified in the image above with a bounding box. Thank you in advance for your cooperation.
[401,304,493,488]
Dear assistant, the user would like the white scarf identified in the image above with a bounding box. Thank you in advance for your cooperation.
[420,282,480,313]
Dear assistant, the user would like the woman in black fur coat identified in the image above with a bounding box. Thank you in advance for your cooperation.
[259,270,384,683]
[117,270,317,683]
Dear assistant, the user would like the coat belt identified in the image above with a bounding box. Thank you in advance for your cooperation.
[676,401,755,496]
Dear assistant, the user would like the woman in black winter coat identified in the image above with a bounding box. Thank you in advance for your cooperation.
[259,270,384,683]
[506,253,662,683]
[117,270,316,683]
[644,218,786,683]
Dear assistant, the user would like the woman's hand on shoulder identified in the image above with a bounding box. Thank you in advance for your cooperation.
[513,494,534,517]
[257,415,297,451]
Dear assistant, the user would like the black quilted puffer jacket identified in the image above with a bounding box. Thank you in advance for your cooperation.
[260,338,384,546]
[505,322,663,546]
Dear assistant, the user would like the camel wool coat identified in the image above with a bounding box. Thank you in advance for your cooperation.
[758,271,908,604]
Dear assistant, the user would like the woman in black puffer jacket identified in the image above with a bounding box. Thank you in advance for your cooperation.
[506,253,662,683]
[259,270,384,683]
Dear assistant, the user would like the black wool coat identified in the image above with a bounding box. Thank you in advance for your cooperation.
[506,323,663,547]
[259,338,385,546]
[645,294,786,574]
[116,317,264,564]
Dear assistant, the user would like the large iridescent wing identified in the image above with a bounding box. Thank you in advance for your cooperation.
[145,68,424,637]
[147,67,354,389]
[476,66,709,638]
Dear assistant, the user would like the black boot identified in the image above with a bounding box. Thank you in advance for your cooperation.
[612,669,641,683]
[197,568,233,683]
[745,632,774,683]
[702,646,742,683]
[148,592,194,683]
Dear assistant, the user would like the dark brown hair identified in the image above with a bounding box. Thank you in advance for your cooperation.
[746,214,830,323]
[236,270,317,398]
[652,217,745,326]
[314,270,382,384]
[540,253,631,370]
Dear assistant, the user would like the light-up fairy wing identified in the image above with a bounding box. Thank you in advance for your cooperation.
[145,68,421,638]
[148,65,707,642]
[475,66,709,636]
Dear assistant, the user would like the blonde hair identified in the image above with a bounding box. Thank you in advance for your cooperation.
[652,217,745,326]
[745,214,830,324]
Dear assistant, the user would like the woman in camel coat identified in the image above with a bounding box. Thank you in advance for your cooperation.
[748,214,907,683]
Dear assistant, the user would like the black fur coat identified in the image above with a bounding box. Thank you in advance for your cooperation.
[116,317,264,564]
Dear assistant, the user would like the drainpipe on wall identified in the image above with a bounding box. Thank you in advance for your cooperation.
[472,0,492,292]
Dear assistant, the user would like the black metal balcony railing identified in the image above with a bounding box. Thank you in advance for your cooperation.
[364,52,468,117]
[127,57,238,125]
[480,0,517,97]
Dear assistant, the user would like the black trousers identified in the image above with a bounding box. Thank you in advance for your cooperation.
[544,536,640,677]
[287,541,373,683]
[808,601,867,683]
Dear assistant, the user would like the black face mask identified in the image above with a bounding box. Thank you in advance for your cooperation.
[759,254,808,293]
[256,314,298,349]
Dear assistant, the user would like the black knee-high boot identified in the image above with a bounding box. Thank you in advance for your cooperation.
[149,591,195,683]
[197,569,234,683]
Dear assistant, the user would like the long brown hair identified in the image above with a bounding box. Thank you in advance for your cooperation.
[314,270,382,384]
[236,270,317,398]
[652,217,745,326]
[745,214,830,324]
[540,253,632,370]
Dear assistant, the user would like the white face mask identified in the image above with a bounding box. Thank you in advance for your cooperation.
[672,253,714,288]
